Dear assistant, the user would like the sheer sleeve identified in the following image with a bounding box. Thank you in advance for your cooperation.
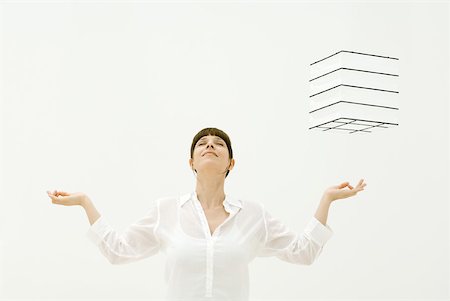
[257,207,333,265]
[86,200,161,265]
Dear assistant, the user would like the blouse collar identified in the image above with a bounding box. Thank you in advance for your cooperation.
[179,191,242,214]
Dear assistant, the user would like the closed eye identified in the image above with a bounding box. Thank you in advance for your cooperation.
[197,141,224,146]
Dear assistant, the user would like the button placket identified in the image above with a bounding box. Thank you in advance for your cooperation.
[191,195,215,296]
[205,239,214,297]
[191,193,239,297]
[192,196,212,239]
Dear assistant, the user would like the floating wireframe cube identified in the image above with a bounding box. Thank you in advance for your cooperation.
[309,50,399,133]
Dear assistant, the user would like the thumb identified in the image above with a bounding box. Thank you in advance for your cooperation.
[57,191,71,196]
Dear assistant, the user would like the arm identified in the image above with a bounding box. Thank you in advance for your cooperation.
[47,190,101,226]
[85,200,161,265]
[81,196,101,226]
[256,179,366,265]
[47,189,161,264]
[257,206,333,265]
[314,194,332,226]
[315,179,367,225]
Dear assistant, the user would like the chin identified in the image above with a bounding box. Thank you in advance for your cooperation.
[196,168,224,176]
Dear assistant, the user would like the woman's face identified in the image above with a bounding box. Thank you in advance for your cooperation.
[189,135,234,177]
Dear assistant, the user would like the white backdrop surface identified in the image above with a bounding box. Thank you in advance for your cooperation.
[0,2,449,300]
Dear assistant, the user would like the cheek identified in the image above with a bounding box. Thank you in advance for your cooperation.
[221,149,229,157]
[194,149,203,158]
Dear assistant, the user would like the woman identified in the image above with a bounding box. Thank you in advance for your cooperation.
[47,127,366,301]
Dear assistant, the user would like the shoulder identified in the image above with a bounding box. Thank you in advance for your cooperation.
[230,197,266,232]
[145,195,180,211]
[240,198,264,211]
[231,196,265,217]
[153,192,199,209]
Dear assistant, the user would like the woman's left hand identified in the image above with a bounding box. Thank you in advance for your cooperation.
[324,179,367,202]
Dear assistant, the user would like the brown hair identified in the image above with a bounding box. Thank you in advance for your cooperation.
[190,127,233,177]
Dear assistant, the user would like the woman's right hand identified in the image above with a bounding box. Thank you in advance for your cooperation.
[47,190,87,207]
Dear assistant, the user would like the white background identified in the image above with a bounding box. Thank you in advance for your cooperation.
[0,1,449,300]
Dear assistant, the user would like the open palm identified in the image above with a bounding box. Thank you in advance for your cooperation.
[324,179,366,201]
[47,190,86,206]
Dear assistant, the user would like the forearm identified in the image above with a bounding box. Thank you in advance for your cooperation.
[314,194,333,226]
[81,196,101,226]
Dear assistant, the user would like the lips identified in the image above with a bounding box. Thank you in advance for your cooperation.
[203,152,217,156]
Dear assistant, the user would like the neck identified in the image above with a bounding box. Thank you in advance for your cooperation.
[195,174,226,210]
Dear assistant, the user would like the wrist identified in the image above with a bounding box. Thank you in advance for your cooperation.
[80,195,91,208]
[321,193,334,205]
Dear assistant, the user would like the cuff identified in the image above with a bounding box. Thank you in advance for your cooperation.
[304,217,333,246]
[85,215,113,246]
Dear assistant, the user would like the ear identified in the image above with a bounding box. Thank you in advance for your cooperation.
[228,158,235,171]
[189,158,194,169]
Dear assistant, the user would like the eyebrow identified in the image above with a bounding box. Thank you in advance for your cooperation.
[198,137,224,142]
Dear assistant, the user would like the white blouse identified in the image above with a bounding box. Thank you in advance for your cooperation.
[86,191,333,301]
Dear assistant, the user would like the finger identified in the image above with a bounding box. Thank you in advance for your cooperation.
[339,182,349,188]
[357,183,366,190]
[49,194,59,203]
